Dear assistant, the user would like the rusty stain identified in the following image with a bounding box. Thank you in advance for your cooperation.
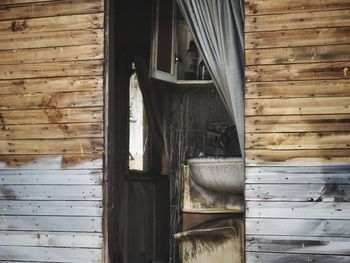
[11,19,28,32]
[43,108,63,123]
[0,113,4,124]
[0,186,17,199]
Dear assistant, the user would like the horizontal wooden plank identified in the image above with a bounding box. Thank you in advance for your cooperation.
[0,215,101,232]
[246,149,350,166]
[246,62,350,82]
[0,138,103,155]
[0,246,101,263]
[0,169,102,185]
[0,153,103,169]
[0,123,103,139]
[246,115,350,133]
[0,0,58,5]
[0,44,103,65]
[0,76,103,95]
[246,183,350,201]
[0,60,103,80]
[0,0,103,21]
[245,79,350,99]
[246,44,350,66]
[0,200,102,216]
[246,201,350,219]
[0,185,102,200]
[0,231,102,248]
[0,107,103,125]
[1,122,103,139]
[245,0,350,15]
[0,29,103,51]
[246,132,350,150]
[246,97,350,116]
[247,252,350,263]
[0,13,103,35]
[246,166,350,184]
[246,218,350,236]
[246,27,350,49]
[246,9,350,32]
[246,235,350,255]
[0,91,103,110]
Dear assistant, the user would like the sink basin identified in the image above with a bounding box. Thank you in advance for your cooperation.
[187,157,244,194]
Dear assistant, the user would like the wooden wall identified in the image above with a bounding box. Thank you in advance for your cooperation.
[245,0,350,262]
[0,1,105,262]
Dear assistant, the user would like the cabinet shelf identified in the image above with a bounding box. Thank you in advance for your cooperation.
[151,0,212,85]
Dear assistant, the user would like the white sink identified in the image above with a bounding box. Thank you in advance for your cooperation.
[187,157,244,194]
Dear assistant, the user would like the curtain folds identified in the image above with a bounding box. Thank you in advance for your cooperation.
[177,0,245,155]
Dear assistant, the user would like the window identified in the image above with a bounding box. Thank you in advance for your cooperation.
[129,65,150,172]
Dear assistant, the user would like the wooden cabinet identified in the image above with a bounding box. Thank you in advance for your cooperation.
[151,0,212,84]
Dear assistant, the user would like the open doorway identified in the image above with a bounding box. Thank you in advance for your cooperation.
[106,0,244,262]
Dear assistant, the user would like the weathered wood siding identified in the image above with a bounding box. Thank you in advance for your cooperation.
[245,0,350,262]
[0,0,104,262]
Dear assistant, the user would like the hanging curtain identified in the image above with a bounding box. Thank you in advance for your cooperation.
[134,57,170,174]
[177,0,245,155]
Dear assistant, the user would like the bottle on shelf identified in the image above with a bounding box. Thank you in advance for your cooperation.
[185,40,199,80]
[198,59,211,80]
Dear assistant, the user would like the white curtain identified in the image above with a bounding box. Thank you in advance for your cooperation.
[177,0,245,155]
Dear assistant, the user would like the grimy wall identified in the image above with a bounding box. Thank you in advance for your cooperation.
[0,1,105,262]
[245,0,350,262]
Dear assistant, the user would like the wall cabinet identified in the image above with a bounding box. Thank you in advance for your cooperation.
[151,0,212,85]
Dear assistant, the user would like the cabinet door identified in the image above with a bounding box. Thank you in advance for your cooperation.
[151,0,177,82]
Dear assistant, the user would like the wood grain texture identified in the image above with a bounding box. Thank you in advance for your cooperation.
[0,76,103,95]
[246,166,350,184]
[0,13,103,34]
[0,215,101,232]
[245,2,350,262]
[0,123,103,139]
[246,115,350,133]
[247,252,350,263]
[0,153,103,169]
[0,44,103,65]
[0,231,102,248]
[0,246,102,263]
[0,1,105,262]
[246,44,350,66]
[0,169,102,184]
[246,218,350,237]
[246,97,350,116]
[245,0,350,15]
[246,27,350,49]
[0,0,103,21]
[0,107,103,125]
[0,0,58,5]
[246,183,350,201]
[0,91,103,110]
[245,9,350,32]
[0,29,103,51]
[245,79,350,99]
[246,235,350,255]
[246,149,350,165]
[246,202,350,219]
[0,200,102,216]
[0,60,103,80]
[246,132,350,150]
[0,138,103,155]
[0,185,102,200]
[246,62,350,82]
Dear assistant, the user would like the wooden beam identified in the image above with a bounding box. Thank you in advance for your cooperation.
[245,0,350,16]
[246,9,350,32]
[246,27,350,49]
[0,0,104,21]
